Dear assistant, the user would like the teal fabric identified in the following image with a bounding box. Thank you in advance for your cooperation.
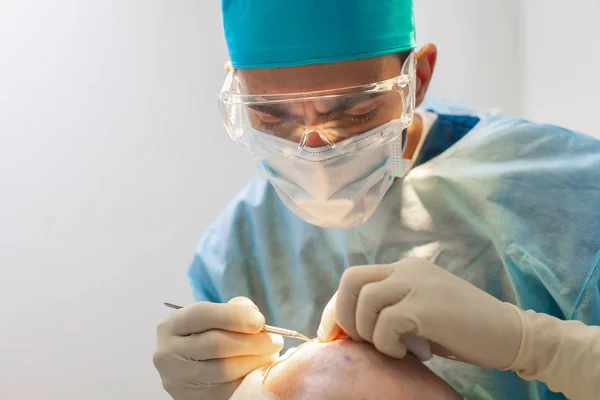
[222,0,416,68]
[189,100,600,400]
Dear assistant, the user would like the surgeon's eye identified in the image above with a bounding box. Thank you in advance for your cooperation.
[258,112,282,125]
[345,100,378,125]
[348,109,377,125]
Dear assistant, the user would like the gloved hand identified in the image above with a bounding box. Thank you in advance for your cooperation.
[153,297,284,400]
[318,258,600,399]
[317,258,523,369]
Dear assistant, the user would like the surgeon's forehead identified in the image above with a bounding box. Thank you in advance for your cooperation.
[237,54,402,95]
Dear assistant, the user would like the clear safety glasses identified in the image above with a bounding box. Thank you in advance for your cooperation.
[218,51,416,157]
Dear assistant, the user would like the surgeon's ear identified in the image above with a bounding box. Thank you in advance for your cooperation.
[414,44,437,108]
[224,60,233,72]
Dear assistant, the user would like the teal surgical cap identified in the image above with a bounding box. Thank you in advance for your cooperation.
[222,0,416,69]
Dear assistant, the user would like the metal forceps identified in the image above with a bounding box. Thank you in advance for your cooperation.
[163,302,311,342]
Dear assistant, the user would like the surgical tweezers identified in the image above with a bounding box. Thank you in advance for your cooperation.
[163,302,311,342]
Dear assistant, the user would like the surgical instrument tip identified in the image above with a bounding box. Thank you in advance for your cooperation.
[163,302,311,342]
[164,302,182,310]
[262,325,312,342]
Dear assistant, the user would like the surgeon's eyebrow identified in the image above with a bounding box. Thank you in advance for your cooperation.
[247,104,288,118]
[247,94,382,118]
[327,95,380,114]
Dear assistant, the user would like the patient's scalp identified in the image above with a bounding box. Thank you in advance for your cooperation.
[263,340,462,400]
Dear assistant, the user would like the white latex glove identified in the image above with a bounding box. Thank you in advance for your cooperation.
[153,297,284,400]
[319,292,433,361]
[318,258,523,369]
[508,309,600,400]
[318,258,600,399]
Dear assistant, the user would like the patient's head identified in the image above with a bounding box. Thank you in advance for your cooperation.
[232,339,461,400]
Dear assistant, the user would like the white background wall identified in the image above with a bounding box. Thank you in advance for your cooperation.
[0,1,598,400]
[521,0,600,136]
[0,2,253,399]
[414,0,523,117]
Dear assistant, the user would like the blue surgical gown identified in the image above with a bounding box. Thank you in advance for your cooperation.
[189,99,600,400]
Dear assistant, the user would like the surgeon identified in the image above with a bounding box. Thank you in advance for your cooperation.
[152,1,600,399]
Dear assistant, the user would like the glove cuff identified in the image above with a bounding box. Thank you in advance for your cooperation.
[501,303,526,371]
[503,306,600,399]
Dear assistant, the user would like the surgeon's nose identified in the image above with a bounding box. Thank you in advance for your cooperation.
[302,131,330,148]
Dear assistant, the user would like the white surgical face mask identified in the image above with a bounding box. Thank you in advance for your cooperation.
[251,119,410,229]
